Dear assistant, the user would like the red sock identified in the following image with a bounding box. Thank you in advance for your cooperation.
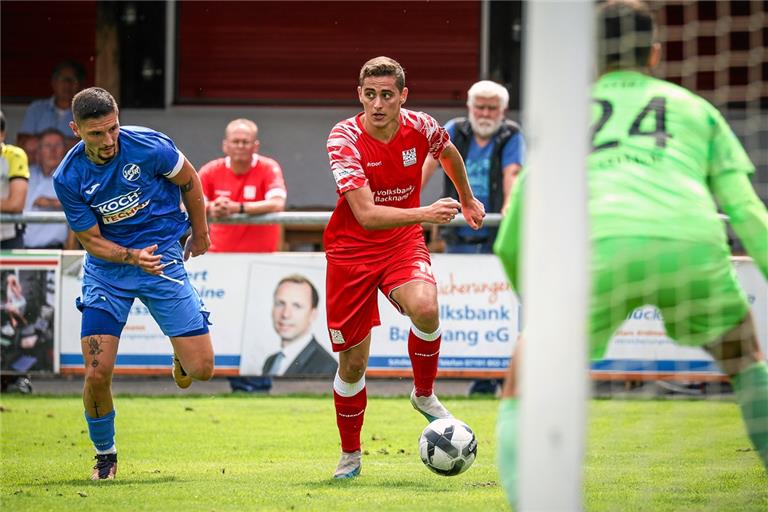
[333,387,367,453]
[408,329,442,397]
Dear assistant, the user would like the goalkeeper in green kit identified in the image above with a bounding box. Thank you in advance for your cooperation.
[494,0,768,505]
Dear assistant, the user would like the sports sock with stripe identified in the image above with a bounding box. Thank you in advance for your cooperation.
[408,324,442,397]
[333,372,366,453]
[85,409,117,454]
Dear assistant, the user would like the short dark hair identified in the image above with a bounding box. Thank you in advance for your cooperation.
[597,0,656,73]
[52,60,86,83]
[359,56,405,92]
[72,87,118,123]
[38,128,66,142]
[276,274,319,309]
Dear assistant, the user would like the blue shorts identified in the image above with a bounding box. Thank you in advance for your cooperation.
[77,243,210,338]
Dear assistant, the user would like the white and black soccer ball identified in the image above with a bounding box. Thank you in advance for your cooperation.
[419,418,477,476]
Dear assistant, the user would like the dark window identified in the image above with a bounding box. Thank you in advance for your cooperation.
[488,1,523,111]
[116,2,166,108]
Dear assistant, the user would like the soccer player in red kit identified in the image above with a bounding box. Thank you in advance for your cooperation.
[324,56,486,479]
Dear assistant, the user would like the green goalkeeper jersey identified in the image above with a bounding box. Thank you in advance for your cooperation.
[589,70,754,244]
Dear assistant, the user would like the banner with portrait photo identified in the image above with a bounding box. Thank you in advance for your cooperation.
[0,252,60,374]
[239,254,337,377]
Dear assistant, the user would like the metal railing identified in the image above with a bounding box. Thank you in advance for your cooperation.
[0,211,505,227]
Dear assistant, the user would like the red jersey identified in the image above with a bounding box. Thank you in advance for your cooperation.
[324,109,449,263]
[199,154,287,252]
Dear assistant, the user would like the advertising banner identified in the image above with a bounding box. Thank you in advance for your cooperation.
[369,255,518,376]
[60,253,247,375]
[56,252,766,380]
[0,252,60,374]
[239,254,336,377]
[595,257,768,380]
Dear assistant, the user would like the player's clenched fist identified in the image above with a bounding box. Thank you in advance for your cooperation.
[184,232,211,260]
[426,197,461,225]
[461,197,486,230]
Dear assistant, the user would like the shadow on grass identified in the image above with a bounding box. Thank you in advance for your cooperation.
[23,475,178,487]
[297,477,438,490]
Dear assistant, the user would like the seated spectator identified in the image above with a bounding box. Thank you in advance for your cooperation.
[199,118,287,393]
[0,110,30,250]
[199,118,287,252]
[18,136,39,168]
[17,60,85,152]
[23,129,77,249]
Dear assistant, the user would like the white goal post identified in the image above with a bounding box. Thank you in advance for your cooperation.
[518,1,593,510]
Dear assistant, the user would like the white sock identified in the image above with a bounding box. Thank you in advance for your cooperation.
[96,445,117,455]
[333,371,365,397]
[411,323,441,341]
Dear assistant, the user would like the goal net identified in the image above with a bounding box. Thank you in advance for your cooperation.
[518,1,767,510]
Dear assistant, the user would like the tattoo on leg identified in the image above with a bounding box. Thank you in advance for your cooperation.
[88,337,103,356]
[87,336,103,368]
[180,178,194,193]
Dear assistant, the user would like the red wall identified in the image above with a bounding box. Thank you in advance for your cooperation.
[1,1,479,106]
[1,1,97,102]
[177,1,480,105]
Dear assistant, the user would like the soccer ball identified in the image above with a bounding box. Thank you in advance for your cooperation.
[419,418,477,476]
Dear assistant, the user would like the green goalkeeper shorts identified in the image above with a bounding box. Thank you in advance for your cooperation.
[589,237,750,360]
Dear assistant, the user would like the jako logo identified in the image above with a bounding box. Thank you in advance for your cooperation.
[366,161,383,167]
[122,163,141,181]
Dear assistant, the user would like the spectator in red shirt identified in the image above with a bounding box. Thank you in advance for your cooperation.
[199,118,287,252]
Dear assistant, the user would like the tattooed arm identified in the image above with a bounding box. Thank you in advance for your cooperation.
[169,157,210,260]
[75,224,164,275]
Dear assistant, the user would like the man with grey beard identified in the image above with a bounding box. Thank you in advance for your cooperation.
[423,80,524,254]
[422,80,524,396]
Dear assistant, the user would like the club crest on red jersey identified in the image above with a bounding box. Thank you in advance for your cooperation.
[402,148,417,167]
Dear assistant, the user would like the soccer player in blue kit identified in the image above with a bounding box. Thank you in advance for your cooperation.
[53,88,214,480]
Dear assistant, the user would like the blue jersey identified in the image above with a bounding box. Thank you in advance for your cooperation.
[54,126,189,273]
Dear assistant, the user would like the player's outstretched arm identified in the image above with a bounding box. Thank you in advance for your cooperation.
[711,172,768,279]
[75,224,164,275]
[438,143,485,229]
[421,154,440,188]
[170,158,210,260]
[344,186,460,230]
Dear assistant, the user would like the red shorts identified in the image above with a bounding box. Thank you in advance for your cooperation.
[325,241,436,352]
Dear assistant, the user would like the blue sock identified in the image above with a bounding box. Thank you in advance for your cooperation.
[85,410,116,454]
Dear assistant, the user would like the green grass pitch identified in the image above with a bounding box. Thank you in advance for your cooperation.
[1,394,766,511]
